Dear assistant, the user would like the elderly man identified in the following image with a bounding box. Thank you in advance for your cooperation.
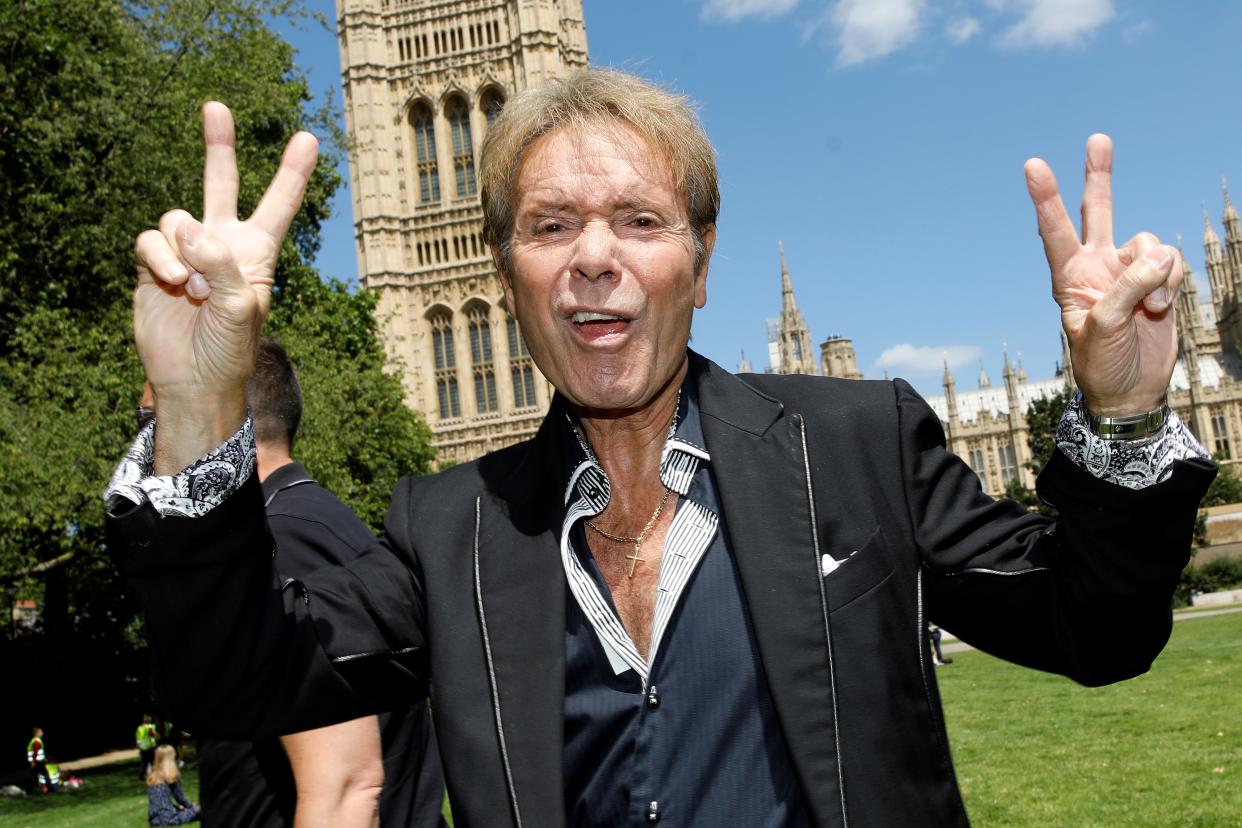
[107,70,1213,826]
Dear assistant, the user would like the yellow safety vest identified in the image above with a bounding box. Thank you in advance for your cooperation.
[136,724,158,751]
[26,737,44,763]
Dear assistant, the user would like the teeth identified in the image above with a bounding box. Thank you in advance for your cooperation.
[572,311,624,324]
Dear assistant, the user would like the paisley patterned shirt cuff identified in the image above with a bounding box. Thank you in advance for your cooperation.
[1056,392,1209,490]
[104,415,256,517]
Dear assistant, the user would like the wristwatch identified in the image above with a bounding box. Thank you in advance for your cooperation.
[1085,396,1170,441]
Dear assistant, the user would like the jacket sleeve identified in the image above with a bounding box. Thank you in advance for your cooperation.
[106,474,428,739]
[894,379,1217,685]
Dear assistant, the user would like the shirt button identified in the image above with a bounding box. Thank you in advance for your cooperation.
[646,685,660,709]
[647,800,660,823]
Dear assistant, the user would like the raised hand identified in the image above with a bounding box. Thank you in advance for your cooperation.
[133,102,318,472]
[1024,135,1182,417]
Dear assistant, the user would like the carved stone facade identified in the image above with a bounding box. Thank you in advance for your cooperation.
[337,0,587,465]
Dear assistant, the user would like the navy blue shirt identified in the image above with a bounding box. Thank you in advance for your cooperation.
[558,384,809,826]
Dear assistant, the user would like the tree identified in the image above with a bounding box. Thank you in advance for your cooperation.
[0,0,431,761]
[1003,387,1074,517]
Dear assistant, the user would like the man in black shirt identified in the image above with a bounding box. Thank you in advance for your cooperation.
[196,338,445,828]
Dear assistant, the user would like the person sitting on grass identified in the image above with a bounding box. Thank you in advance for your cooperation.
[146,744,200,825]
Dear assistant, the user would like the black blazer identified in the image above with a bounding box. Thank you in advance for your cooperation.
[108,353,1214,827]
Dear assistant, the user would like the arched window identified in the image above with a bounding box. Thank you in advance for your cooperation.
[430,311,460,419]
[446,97,476,197]
[507,317,537,409]
[467,305,498,413]
[409,103,439,205]
[481,88,505,127]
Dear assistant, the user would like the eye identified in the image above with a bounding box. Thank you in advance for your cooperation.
[631,215,659,229]
[534,220,564,235]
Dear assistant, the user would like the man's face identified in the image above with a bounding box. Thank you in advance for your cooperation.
[500,122,713,413]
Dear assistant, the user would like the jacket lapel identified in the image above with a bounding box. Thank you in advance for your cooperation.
[473,414,567,827]
[694,354,847,827]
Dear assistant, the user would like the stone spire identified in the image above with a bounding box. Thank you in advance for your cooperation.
[978,361,991,389]
[1205,203,1229,313]
[1224,178,1242,300]
[942,355,958,424]
[1002,345,1021,414]
[737,349,753,374]
[1175,232,1202,345]
[775,242,818,375]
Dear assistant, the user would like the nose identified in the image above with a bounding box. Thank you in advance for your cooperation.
[571,220,618,282]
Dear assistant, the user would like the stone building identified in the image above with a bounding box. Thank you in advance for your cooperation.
[338,0,587,465]
[767,193,1242,497]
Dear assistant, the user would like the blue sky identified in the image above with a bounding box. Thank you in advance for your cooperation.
[281,0,1242,398]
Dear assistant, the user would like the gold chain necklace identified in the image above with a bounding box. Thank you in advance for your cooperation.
[586,487,672,577]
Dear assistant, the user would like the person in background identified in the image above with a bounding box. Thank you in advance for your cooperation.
[26,726,54,793]
[147,743,200,825]
[136,713,160,777]
[928,623,953,666]
[194,338,445,828]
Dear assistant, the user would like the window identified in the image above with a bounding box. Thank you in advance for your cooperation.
[1213,412,1231,459]
[430,312,460,419]
[468,306,498,413]
[508,317,537,409]
[446,97,476,197]
[998,443,1017,487]
[482,88,505,127]
[968,446,987,486]
[410,103,439,205]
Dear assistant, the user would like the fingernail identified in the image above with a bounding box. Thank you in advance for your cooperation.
[182,220,206,250]
[1145,246,1172,271]
[1151,286,1170,307]
[168,261,189,281]
[187,272,210,300]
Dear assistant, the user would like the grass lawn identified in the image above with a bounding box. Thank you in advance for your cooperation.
[2,614,1235,827]
[940,612,1241,827]
[0,755,199,828]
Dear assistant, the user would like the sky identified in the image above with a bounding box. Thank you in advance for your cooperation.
[279,0,1242,399]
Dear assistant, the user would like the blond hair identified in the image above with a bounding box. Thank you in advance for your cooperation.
[146,744,180,786]
[479,68,720,273]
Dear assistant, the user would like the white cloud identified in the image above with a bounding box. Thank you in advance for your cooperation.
[876,343,983,375]
[997,0,1116,47]
[946,16,982,44]
[824,0,926,67]
[700,0,800,23]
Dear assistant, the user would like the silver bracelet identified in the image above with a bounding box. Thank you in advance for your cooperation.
[1085,396,1170,442]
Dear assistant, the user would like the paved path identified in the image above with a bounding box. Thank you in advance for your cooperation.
[941,604,1242,655]
[60,748,139,772]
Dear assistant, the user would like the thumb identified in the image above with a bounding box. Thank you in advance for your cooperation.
[1095,245,1176,326]
[175,219,254,305]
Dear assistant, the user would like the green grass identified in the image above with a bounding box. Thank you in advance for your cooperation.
[2,615,1236,827]
[941,612,1241,827]
[0,756,199,828]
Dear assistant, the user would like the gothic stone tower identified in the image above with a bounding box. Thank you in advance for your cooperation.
[337,0,588,465]
[775,243,818,375]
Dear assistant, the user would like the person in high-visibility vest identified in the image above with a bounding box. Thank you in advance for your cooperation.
[27,726,54,793]
[136,714,160,778]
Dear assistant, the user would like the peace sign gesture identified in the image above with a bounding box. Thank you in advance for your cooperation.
[1025,134,1182,418]
[133,102,318,472]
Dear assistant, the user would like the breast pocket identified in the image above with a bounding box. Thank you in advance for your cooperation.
[823,526,895,613]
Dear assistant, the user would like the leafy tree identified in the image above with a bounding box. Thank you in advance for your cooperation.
[0,0,431,761]
[1004,387,1074,517]
[1199,451,1242,508]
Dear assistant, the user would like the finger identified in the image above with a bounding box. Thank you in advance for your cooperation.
[1095,245,1176,324]
[1143,245,1184,314]
[135,229,190,286]
[1024,158,1080,274]
[202,101,240,223]
[1081,134,1114,247]
[1117,231,1159,268]
[175,219,261,308]
[249,131,319,241]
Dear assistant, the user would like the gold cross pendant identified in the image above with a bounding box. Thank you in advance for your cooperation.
[626,546,645,577]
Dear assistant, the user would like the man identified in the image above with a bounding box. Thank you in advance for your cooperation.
[136,713,159,777]
[177,338,445,827]
[26,726,53,793]
[107,70,1214,825]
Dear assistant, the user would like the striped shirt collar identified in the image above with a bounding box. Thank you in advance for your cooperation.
[557,379,718,681]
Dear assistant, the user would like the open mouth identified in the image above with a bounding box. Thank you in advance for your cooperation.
[571,310,630,340]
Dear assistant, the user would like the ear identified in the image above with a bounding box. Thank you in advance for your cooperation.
[492,243,517,311]
[693,225,715,310]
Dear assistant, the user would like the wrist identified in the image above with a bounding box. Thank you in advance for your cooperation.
[152,394,248,475]
[1083,394,1170,442]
